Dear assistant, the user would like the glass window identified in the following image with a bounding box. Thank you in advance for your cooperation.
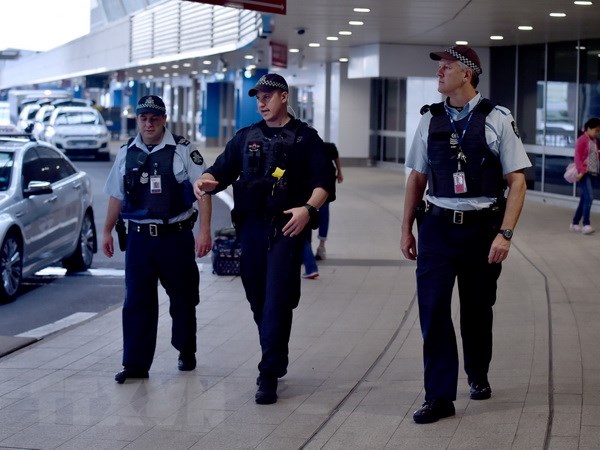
[516,44,545,146]
[0,152,13,191]
[35,147,76,183]
[22,147,42,187]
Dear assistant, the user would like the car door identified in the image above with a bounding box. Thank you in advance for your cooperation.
[33,146,82,260]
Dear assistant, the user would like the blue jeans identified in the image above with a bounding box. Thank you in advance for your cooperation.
[317,202,330,241]
[573,174,593,226]
[302,232,318,274]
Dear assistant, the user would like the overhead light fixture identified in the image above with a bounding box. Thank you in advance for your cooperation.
[171,64,179,69]
[490,35,504,40]
[574,1,592,5]
[244,54,254,59]
[339,57,349,63]
[183,62,191,67]
[202,69,210,74]
[349,21,364,26]
[309,43,320,48]
[159,65,167,70]
[518,26,533,31]
[191,70,198,75]
[456,40,468,45]
[202,60,212,65]
[163,73,170,77]
[339,31,352,36]
[137,69,144,73]
[172,72,179,77]
[145,68,152,72]
[327,36,339,41]
[353,8,370,13]
[576,45,586,50]
[289,48,300,53]
[549,12,566,17]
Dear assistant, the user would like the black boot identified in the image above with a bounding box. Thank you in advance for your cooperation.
[255,375,278,404]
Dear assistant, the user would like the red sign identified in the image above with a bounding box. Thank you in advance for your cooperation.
[270,41,287,68]
[183,0,286,15]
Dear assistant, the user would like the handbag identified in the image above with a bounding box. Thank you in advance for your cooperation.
[563,162,578,183]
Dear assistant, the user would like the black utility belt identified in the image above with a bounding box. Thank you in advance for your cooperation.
[425,203,495,225]
[129,216,195,237]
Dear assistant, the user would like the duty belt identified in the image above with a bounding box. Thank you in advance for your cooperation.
[425,203,491,225]
[130,214,196,237]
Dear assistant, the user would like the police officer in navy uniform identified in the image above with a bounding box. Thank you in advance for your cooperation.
[400,46,531,423]
[193,74,335,404]
[102,95,212,383]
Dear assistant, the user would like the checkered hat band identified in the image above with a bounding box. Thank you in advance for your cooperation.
[447,48,481,75]
[137,101,166,113]
[257,79,287,90]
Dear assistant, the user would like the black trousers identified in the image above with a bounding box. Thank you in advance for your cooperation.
[122,227,199,371]
[238,216,303,378]
[416,213,502,402]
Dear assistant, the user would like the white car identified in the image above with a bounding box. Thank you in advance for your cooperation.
[44,106,111,160]
[0,131,97,302]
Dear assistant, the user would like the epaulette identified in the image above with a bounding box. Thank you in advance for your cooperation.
[420,104,431,115]
[177,137,191,146]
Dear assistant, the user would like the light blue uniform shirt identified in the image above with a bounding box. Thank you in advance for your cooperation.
[103,128,206,224]
[406,93,532,210]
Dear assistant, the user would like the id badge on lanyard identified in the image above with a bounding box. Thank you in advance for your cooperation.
[447,109,473,194]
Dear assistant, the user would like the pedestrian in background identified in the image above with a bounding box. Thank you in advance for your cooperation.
[102,95,212,384]
[400,46,531,424]
[569,117,600,235]
[193,74,335,404]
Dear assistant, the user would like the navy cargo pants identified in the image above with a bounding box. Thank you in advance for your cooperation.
[416,213,502,402]
[122,226,199,371]
[238,215,304,378]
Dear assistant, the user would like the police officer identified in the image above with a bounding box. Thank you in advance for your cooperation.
[193,74,335,404]
[400,46,531,423]
[102,95,212,383]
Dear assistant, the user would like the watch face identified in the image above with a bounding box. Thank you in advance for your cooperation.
[502,229,513,239]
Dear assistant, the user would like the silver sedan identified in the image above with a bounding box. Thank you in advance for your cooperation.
[0,132,97,302]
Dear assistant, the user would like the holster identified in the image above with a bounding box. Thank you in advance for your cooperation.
[115,215,127,251]
[414,200,426,228]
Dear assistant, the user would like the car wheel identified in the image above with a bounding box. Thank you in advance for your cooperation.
[63,211,96,272]
[0,233,23,303]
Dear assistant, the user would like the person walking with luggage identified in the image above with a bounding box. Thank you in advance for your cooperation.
[569,117,600,235]
[193,74,335,404]
[102,95,212,383]
[400,46,531,424]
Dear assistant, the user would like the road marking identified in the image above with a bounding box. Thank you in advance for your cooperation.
[16,312,97,339]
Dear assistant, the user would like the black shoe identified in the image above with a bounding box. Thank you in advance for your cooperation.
[469,381,492,400]
[178,353,196,371]
[255,376,278,405]
[413,399,455,424]
[114,368,149,384]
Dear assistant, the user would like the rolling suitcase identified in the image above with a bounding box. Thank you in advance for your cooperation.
[211,227,242,276]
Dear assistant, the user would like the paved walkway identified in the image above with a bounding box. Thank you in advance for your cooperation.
[1,151,600,449]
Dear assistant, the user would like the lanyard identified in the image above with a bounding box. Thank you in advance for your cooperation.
[444,106,475,170]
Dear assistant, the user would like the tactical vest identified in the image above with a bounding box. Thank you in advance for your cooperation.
[232,121,304,216]
[426,99,505,198]
[121,138,193,222]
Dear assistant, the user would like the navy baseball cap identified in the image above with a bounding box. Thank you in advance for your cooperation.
[248,73,289,97]
[136,95,167,115]
[430,45,482,75]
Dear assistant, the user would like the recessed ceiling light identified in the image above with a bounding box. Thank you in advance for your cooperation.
[349,21,364,26]
[327,36,339,41]
[164,73,170,77]
[148,75,154,79]
[456,40,468,45]
[289,48,300,53]
[171,64,179,69]
[576,45,586,50]
[244,54,254,59]
[518,26,533,31]
[203,60,211,65]
[137,69,144,73]
[202,69,210,74]
[353,8,370,12]
[145,68,151,72]
[490,35,504,40]
[183,62,191,67]
[549,12,566,17]
[172,72,179,77]
[339,31,352,36]
[191,70,198,75]
[309,43,320,48]
[574,1,592,5]
[159,65,167,70]
[339,57,349,62]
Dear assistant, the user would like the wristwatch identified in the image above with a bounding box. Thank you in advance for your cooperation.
[498,229,513,240]
[303,203,318,219]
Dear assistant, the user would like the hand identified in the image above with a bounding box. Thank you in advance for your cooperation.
[488,234,511,264]
[102,231,114,258]
[193,178,219,200]
[575,172,583,182]
[282,206,310,237]
[400,231,417,260]
[195,229,212,257]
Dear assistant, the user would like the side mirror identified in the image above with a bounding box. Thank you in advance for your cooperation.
[24,123,34,134]
[24,180,53,197]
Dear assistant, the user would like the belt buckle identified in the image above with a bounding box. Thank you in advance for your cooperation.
[149,224,158,237]
[453,210,464,225]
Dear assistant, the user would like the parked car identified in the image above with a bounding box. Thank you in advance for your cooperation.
[0,130,97,302]
[17,104,41,132]
[44,106,111,160]
[30,104,55,141]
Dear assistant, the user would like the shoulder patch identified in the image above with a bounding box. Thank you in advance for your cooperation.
[177,137,191,146]
[190,150,204,165]
[511,121,521,139]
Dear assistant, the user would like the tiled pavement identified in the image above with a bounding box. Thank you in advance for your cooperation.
[0,152,599,449]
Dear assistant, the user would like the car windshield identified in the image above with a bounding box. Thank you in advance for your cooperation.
[0,152,14,191]
[55,112,100,126]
